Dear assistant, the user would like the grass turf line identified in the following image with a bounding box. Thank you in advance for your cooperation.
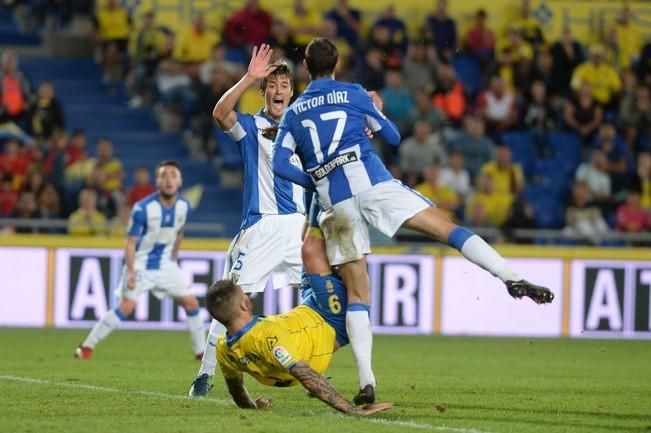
[0,329,649,433]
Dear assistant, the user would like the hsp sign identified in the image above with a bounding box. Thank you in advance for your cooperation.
[570,261,651,338]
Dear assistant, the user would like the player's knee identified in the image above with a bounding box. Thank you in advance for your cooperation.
[178,296,199,312]
[301,236,330,275]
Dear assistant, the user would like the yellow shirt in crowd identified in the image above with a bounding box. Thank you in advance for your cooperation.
[480,162,524,195]
[415,182,458,219]
[466,192,514,227]
[283,8,323,46]
[96,7,130,41]
[173,27,219,63]
[68,210,108,236]
[571,61,622,105]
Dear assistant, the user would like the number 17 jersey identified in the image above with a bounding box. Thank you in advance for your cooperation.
[276,78,400,207]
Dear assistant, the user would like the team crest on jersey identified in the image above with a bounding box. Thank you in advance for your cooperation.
[230,273,240,283]
[272,346,293,367]
[325,280,335,292]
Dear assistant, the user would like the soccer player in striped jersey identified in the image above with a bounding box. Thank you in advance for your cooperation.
[75,160,206,360]
[189,44,305,396]
[272,37,554,404]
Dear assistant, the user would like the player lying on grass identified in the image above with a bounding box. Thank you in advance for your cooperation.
[272,37,555,404]
[204,198,391,414]
[75,161,206,360]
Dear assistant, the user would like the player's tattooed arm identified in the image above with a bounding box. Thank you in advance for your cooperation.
[224,374,257,409]
[290,361,359,414]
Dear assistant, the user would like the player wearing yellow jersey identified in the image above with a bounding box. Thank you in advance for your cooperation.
[204,198,392,414]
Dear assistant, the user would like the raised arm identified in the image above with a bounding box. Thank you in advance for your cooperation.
[212,44,277,131]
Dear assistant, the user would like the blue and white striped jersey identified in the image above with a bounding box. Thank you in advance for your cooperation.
[127,193,192,270]
[272,78,401,207]
[226,110,305,229]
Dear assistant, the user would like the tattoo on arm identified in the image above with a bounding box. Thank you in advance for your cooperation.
[224,374,257,409]
[290,361,356,413]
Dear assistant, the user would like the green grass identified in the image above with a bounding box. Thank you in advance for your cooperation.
[1,329,650,433]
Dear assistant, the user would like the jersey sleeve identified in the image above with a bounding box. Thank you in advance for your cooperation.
[357,87,401,146]
[273,112,315,189]
[225,112,257,145]
[258,323,303,371]
[216,338,242,380]
[126,204,146,237]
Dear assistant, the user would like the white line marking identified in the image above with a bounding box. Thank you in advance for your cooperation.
[0,375,497,433]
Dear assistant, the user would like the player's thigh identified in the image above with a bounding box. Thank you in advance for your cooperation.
[152,265,192,300]
[359,179,432,237]
[273,214,306,288]
[402,206,457,243]
[115,267,155,302]
[318,198,370,266]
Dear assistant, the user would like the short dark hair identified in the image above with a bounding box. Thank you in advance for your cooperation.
[305,37,338,79]
[205,279,242,326]
[260,60,294,92]
[156,160,182,175]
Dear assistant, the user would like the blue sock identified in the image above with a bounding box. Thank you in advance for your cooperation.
[114,308,127,321]
[447,226,475,251]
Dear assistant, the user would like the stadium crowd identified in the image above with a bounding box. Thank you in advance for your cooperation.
[1,0,651,244]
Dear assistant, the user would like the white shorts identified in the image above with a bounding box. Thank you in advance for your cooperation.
[223,213,304,293]
[115,262,192,301]
[318,179,431,266]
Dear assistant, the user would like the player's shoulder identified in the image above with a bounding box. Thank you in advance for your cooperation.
[133,193,159,211]
[176,194,192,208]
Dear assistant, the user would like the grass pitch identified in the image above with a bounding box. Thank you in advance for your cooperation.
[1,329,649,433]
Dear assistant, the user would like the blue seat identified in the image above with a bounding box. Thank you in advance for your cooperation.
[531,196,565,229]
[502,131,535,177]
[451,55,482,100]
[216,129,242,169]
[547,131,581,174]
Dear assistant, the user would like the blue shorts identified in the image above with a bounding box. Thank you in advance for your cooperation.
[301,272,348,346]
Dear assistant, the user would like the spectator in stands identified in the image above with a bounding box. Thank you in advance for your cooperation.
[402,41,438,94]
[381,69,414,134]
[523,80,555,157]
[367,23,403,69]
[174,12,219,66]
[94,137,124,194]
[372,5,408,56]
[92,0,131,82]
[194,66,236,157]
[325,0,361,48]
[449,114,495,179]
[439,150,471,205]
[512,0,544,46]
[498,26,533,66]
[353,47,385,91]
[0,138,30,189]
[563,82,603,150]
[225,0,273,48]
[65,129,87,166]
[563,180,610,244]
[0,50,32,125]
[37,183,61,220]
[109,203,131,237]
[85,166,117,219]
[529,48,559,101]
[636,42,651,86]
[0,174,17,216]
[616,189,650,233]
[629,152,651,209]
[321,18,352,74]
[156,53,198,134]
[575,149,612,202]
[465,173,513,227]
[406,89,446,136]
[550,27,585,97]
[620,85,651,152]
[283,0,323,50]
[43,130,67,193]
[423,0,456,61]
[502,196,537,243]
[476,75,518,138]
[67,188,107,236]
[127,166,155,206]
[480,144,524,195]
[613,6,642,71]
[431,64,466,126]
[65,135,95,191]
[491,47,526,94]
[28,81,64,141]
[266,19,302,66]
[399,121,447,186]
[571,44,621,108]
[22,167,48,197]
[593,122,630,192]
[463,9,495,71]
[9,190,43,233]
[199,43,240,87]
[415,165,458,219]
[127,11,171,108]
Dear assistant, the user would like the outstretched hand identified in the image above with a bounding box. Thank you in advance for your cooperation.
[254,397,272,410]
[247,44,277,81]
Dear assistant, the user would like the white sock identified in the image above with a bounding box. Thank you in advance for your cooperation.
[186,309,206,356]
[198,319,225,376]
[459,235,522,282]
[82,309,122,348]
[346,305,376,389]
